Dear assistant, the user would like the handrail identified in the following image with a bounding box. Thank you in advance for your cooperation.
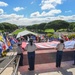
[0,54,16,74]
[12,55,20,75]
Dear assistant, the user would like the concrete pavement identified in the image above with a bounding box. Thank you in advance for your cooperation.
[18,61,75,75]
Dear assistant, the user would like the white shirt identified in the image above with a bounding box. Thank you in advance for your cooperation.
[25,44,37,52]
[56,43,65,51]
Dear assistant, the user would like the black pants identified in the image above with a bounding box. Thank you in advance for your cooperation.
[28,51,35,70]
[73,51,75,64]
[18,53,23,66]
[56,51,63,67]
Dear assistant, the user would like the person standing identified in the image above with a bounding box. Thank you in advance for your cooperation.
[25,38,37,71]
[73,44,75,65]
[56,39,65,68]
[17,43,23,66]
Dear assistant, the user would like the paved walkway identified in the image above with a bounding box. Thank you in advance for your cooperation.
[18,48,75,75]
[18,61,75,75]
[0,46,75,75]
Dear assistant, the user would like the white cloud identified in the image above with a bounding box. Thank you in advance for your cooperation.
[41,3,55,10]
[42,9,61,16]
[40,0,62,10]
[65,10,72,13]
[30,9,61,17]
[0,13,75,26]
[30,11,40,17]
[0,14,24,20]
[46,15,75,22]
[0,9,4,14]
[0,0,74,26]
[13,7,24,12]
[1,17,49,26]
[0,1,8,7]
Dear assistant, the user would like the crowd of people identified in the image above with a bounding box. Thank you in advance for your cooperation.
[21,34,75,43]
[16,35,75,71]
[0,32,75,71]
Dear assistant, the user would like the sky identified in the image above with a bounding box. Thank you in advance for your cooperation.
[0,0,75,26]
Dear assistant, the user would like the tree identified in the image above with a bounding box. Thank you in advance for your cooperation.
[68,22,75,32]
[32,24,39,32]
[45,20,69,32]
[38,23,47,31]
[73,28,75,32]
[0,22,18,32]
[26,24,37,30]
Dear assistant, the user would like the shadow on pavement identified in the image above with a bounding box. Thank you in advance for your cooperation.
[19,64,75,75]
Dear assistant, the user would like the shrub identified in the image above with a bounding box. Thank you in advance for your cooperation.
[46,33,53,37]
[68,34,75,39]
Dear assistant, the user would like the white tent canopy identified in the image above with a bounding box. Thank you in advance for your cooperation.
[16,30,38,38]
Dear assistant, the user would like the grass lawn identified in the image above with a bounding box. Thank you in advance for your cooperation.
[12,28,55,35]
[12,28,26,35]
[45,29,54,33]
